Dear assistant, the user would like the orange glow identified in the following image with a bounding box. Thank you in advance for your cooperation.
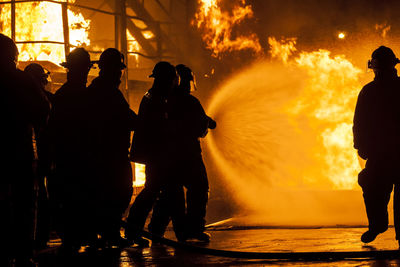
[268,37,297,63]
[375,23,391,38]
[133,163,146,187]
[206,37,363,223]
[127,29,154,66]
[292,47,361,189]
[269,36,361,187]
[0,0,90,64]
[127,30,140,63]
[338,32,345,39]
[193,0,262,57]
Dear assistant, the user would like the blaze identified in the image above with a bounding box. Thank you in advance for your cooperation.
[290,46,362,189]
[193,0,262,57]
[0,0,90,63]
[267,37,362,189]
[205,37,364,224]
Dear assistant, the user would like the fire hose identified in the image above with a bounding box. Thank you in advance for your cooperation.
[138,230,400,261]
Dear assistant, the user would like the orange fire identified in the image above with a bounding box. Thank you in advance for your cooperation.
[0,0,90,64]
[268,37,297,63]
[193,0,262,57]
[268,37,362,189]
[127,30,154,67]
[287,42,362,189]
[205,37,366,224]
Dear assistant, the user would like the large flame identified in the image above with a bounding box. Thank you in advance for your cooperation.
[193,0,262,57]
[0,0,90,63]
[205,37,364,224]
[266,37,362,188]
[288,42,362,189]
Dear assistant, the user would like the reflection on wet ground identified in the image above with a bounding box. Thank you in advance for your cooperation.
[35,228,400,266]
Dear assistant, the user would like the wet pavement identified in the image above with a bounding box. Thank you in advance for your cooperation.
[33,227,400,266]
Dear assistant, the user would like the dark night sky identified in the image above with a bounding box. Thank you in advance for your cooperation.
[249,0,400,36]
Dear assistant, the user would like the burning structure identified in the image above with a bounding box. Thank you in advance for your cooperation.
[2,0,400,227]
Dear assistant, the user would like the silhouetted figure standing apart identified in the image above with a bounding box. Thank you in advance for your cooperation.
[48,48,94,252]
[87,48,137,247]
[148,64,216,242]
[125,61,184,245]
[24,63,53,249]
[0,34,49,266]
[353,46,400,245]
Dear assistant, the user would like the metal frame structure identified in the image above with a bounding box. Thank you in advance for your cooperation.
[0,0,189,89]
[1,0,186,59]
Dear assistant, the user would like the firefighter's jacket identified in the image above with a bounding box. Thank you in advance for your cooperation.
[87,76,137,160]
[130,87,210,164]
[48,81,91,164]
[2,69,49,168]
[166,92,210,159]
[353,70,400,160]
[130,87,169,164]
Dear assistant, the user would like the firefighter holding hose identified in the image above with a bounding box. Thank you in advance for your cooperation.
[148,64,216,242]
[353,46,400,245]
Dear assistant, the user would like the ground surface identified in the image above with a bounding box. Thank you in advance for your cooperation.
[34,227,400,266]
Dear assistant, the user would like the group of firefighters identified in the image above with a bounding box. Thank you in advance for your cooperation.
[2,27,400,265]
[0,33,216,265]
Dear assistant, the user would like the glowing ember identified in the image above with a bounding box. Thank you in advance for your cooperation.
[338,32,345,39]
[133,163,146,187]
[0,0,90,64]
[193,0,262,57]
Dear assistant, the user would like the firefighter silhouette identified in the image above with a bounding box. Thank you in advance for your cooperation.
[0,33,49,265]
[87,48,137,247]
[48,47,95,252]
[148,64,216,242]
[24,63,53,249]
[125,61,182,246]
[353,46,400,245]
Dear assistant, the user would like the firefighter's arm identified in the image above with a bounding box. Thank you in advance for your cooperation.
[353,89,368,160]
[189,97,212,137]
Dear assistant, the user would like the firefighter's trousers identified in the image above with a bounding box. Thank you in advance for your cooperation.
[359,157,400,239]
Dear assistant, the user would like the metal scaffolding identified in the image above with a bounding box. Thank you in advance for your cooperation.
[0,0,190,93]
